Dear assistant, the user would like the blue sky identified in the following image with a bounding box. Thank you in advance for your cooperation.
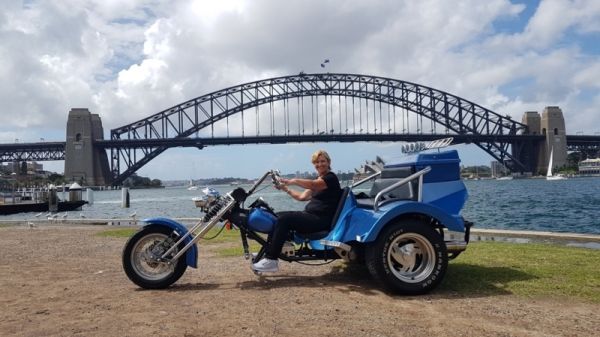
[1,0,600,180]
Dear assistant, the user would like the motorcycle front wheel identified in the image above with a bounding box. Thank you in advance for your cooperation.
[122,225,188,289]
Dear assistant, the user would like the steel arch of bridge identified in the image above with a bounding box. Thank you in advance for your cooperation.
[110,73,528,185]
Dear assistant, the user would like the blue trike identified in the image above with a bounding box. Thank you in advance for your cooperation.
[122,139,473,294]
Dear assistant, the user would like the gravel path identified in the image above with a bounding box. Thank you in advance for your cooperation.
[0,225,598,337]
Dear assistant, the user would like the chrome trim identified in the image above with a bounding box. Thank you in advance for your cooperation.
[319,240,351,252]
[445,241,468,253]
[351,171,381,188]
[162,194,236,262]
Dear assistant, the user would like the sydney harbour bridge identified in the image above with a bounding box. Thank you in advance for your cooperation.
[1,73,599,186]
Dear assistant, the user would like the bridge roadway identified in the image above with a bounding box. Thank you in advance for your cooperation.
[1,134,598,161]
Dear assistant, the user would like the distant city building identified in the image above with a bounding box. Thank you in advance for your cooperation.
[1,161,43,175]
[490,161,509,177]
[579,158,600,175]
[27,162,43,174]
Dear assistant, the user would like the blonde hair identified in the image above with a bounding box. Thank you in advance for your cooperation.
[311,150,331,169]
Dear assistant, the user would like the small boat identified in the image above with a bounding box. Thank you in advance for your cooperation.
[187,179,199,190]
[546,147,567,181]
[496,176,513,181]
[192,187,219,208]
[0,200,88,216]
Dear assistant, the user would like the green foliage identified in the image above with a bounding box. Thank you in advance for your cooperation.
[123,173,162,188]
[48,173,67,185]
[96,228,137,237]
[461,165,491,176]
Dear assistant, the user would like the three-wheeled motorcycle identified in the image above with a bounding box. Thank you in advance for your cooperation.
[122,139,473,294]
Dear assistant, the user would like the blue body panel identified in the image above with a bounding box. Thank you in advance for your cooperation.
[306,149,468,250]
[142,217,198,268]
[305,189,357,250]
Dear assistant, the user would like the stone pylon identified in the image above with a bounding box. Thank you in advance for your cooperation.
[521,107,568,174]
[64,108,111,186]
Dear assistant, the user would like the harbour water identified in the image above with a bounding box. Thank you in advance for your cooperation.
[1,177,599,235]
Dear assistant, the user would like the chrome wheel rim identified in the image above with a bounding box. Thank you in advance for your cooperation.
[130,233,177,281]
[387,233,436,283]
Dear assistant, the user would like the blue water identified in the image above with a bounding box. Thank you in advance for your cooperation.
[2,178,599,234]
[462,177,600,234]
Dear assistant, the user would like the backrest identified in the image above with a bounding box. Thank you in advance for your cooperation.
[380,166,414,179]
[330,187,351,228]
[368,178,415,200]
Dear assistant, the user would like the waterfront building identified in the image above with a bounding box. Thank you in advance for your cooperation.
[490,161,509,178]
[579,158,600,175]
[1,161,44,175]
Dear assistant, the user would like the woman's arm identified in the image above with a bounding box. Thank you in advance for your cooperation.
[282,177,327,192]
[282,186,312,201]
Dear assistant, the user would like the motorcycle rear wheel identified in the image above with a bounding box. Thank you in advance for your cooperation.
[122,225,188,289]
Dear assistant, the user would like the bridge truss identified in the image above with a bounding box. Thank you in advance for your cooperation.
[109,73,530,184]
[566,135,600,158]
[0,142,65,162]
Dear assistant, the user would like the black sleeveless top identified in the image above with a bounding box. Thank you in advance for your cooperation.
[304,171,342,218]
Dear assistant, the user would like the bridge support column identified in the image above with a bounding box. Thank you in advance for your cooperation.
[541,106,568,174]
[521,107,568,175]
[64,108,111,186]
[520,111,543,175]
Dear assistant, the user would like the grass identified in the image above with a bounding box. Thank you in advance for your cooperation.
[442,241,600,302]
[97,227,254,244]
[98,227,600,302]
[96,228,137,238]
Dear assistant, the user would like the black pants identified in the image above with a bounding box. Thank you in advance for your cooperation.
[266,211,331,259]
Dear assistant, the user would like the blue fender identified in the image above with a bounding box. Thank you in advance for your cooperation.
[142,217,198,268]
[342,201,465,243]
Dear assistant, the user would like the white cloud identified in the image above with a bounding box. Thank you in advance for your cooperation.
[1,0,600,177]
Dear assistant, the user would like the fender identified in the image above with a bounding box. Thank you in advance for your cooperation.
[343,201,465,243]
[142,217,198,268]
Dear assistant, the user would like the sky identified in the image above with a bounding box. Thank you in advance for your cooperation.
[1,0,600,180]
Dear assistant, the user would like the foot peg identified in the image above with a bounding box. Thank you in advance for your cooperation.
[319,240,351,252]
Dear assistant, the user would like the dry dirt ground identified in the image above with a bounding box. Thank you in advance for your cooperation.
[0,225,598,337]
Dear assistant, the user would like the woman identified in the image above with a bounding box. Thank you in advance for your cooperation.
[252,150,342,273]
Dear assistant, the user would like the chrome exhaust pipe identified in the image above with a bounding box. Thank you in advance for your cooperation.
[446,240,467,253]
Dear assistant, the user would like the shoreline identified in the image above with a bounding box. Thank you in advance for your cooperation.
[2,219,599,249]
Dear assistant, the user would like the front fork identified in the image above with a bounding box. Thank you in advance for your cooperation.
[159,195,236,264]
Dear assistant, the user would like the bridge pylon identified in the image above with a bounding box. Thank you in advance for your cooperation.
[521,107,568,174]
[64,108,111,186]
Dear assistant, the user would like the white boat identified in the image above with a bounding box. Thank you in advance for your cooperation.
[546,147,567,180]
[496,176,513,181]
[187,179,200,190]
[192,187,219,208]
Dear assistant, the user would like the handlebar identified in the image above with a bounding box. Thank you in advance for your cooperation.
[245,169,283,196]
[270,170,283,188]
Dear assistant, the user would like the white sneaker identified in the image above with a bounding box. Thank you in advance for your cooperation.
[252,258,279,273]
